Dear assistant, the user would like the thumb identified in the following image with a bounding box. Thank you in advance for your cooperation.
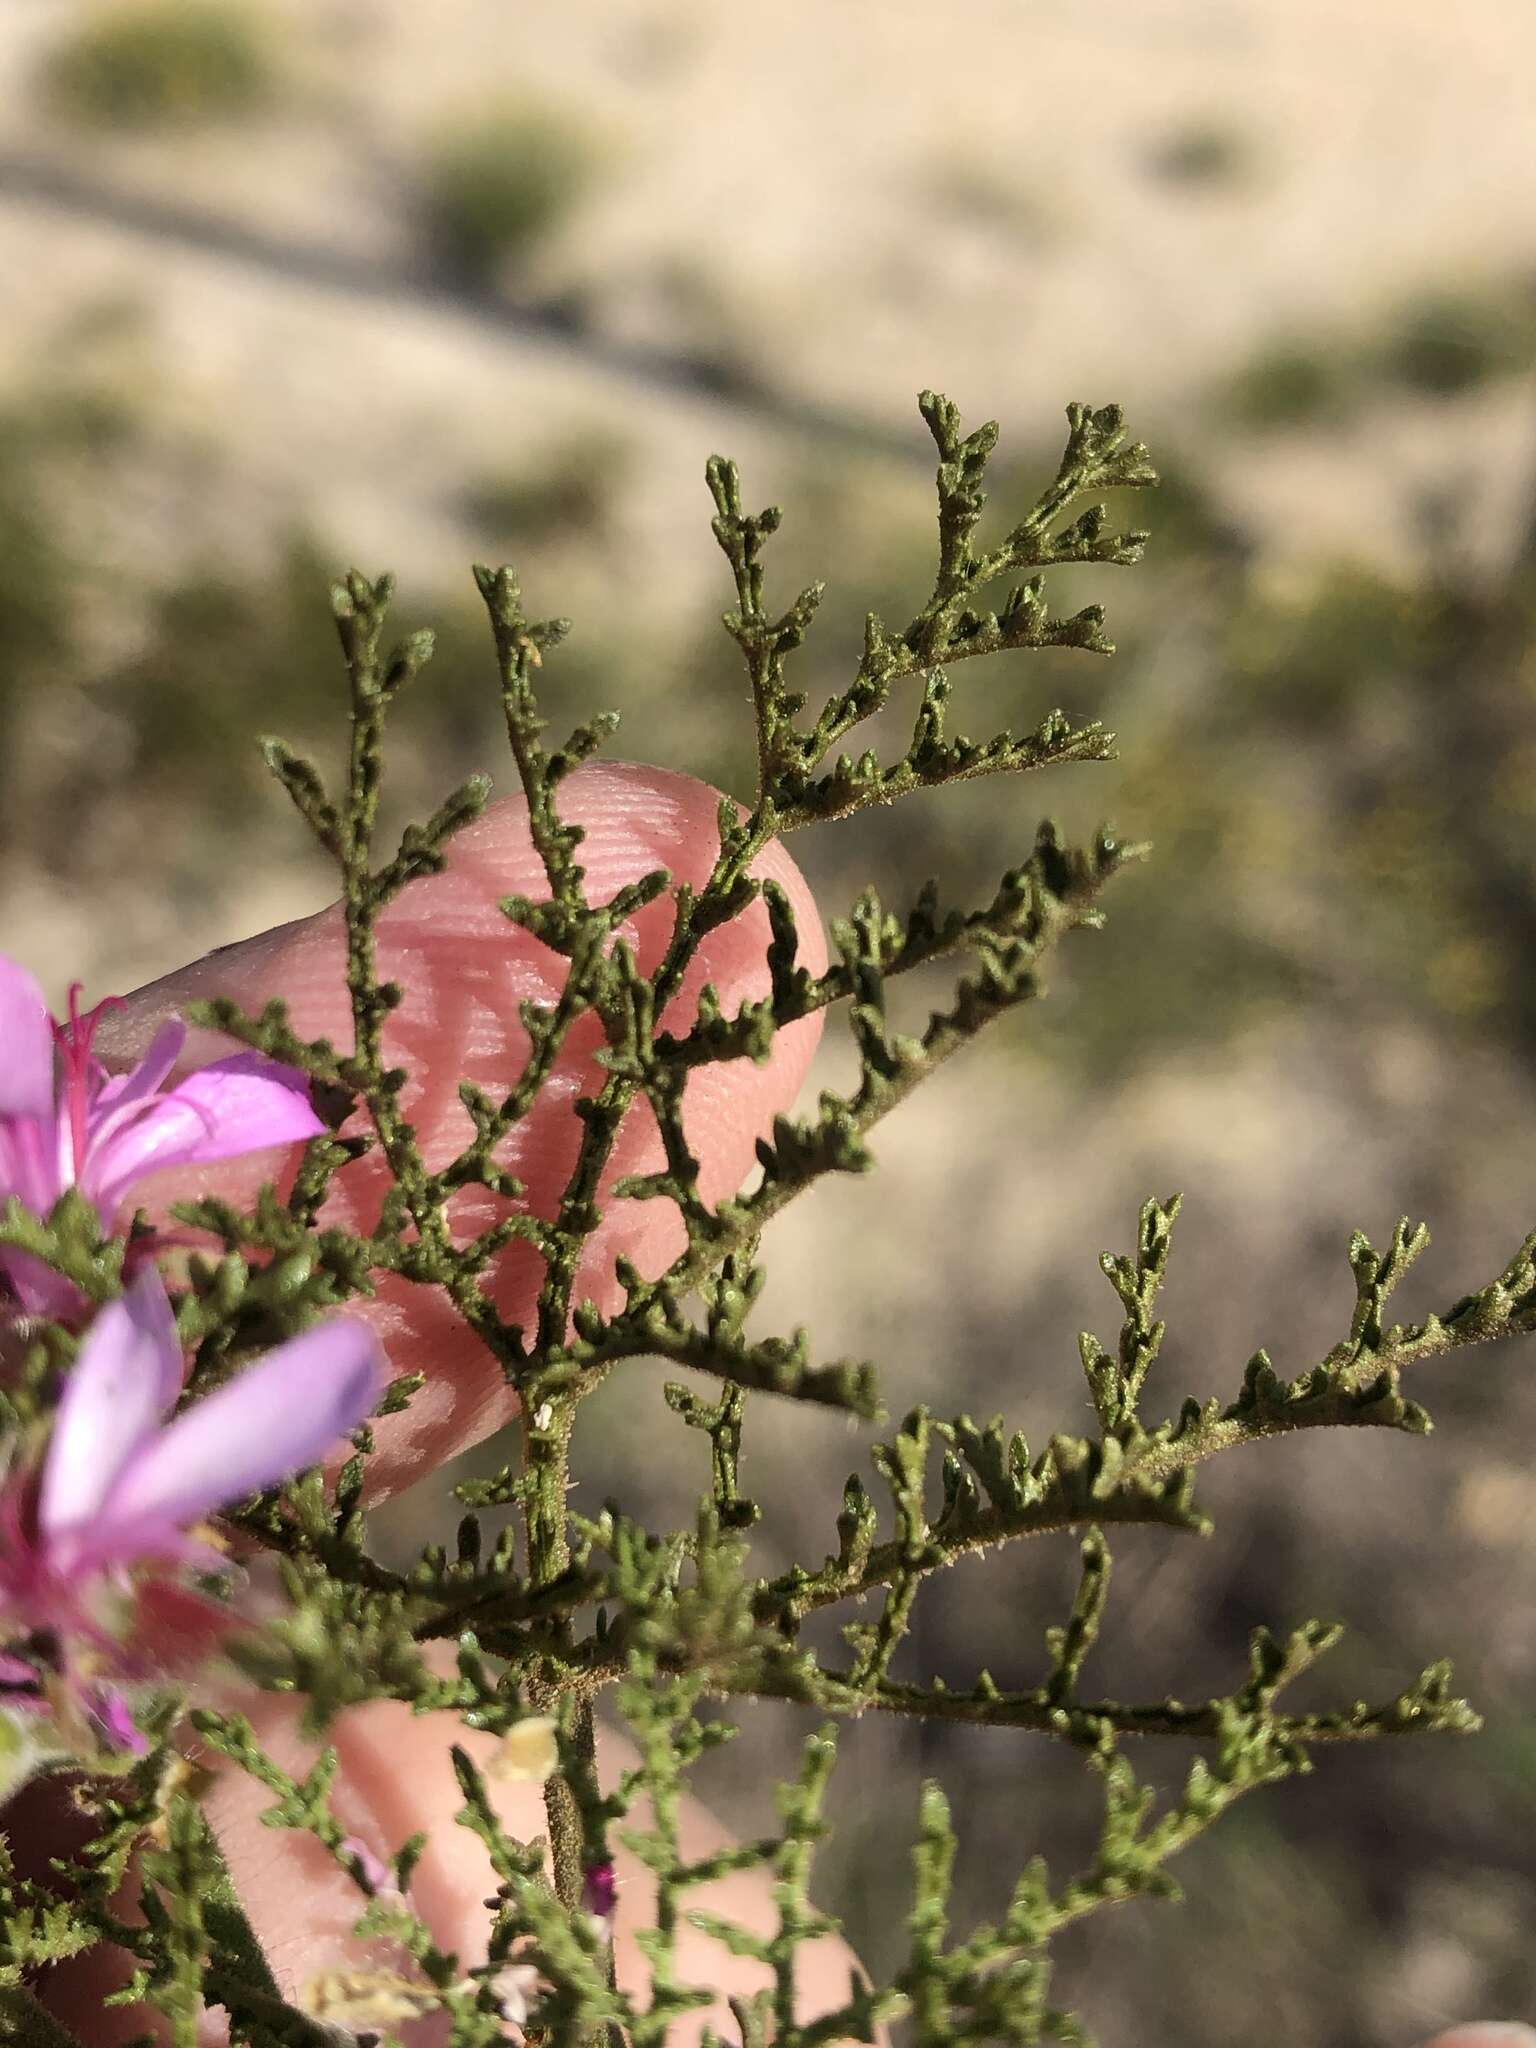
[95,760,827,1498]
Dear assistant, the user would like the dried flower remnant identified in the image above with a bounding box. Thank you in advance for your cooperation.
[487,1961,542,2029]
[0,1264,384,1755]
[486,1711,559,1782]
[301,1966,444,2029]
[0,953,323,1317]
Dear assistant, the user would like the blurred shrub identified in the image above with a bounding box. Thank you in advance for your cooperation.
[458,427,631,544]
[0,491,73,740]
[0,376,144,764]
[419,101,601,288]
[1228,562,1434,727]
[41,1,275,131]
[89,539,507,821]
[1373,287,1536,396]
[1224,280,1536,428]
[1223,339,1353,429]
[1143,119,1256,188]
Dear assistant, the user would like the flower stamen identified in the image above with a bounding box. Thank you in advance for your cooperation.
[50,984,126,1180]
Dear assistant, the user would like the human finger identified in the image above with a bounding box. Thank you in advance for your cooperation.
[94,761,828,1498]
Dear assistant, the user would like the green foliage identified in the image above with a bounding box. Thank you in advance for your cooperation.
[1375,285,1536,396]
[419,99,603,288]
[1222,337,1353,429]
[460,427,633,544]
[1222,278,1536,427]
[41,1,276,131]
[1,392,1526,2044]
[0,379,130,753]
[0,475,72,665]
[0,516,351,887]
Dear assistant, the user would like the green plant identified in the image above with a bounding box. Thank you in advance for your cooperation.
[419,100,602,288]
[459,428,632,543]
[1373,287,1536,396]
[1222,338,1354,429]
[1,394,1530,2045]
[1222,279,1536,429]
[41,1,276,131]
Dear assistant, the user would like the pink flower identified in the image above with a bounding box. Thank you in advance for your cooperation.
[339,1834,403,1901]
[0,955,323,1319]
[582,1860,617,1925]
[0,1265,385,1732]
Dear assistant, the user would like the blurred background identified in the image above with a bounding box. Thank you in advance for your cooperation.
[2,1,1535,2039]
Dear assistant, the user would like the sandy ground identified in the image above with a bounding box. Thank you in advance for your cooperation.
[0,0,1530,609]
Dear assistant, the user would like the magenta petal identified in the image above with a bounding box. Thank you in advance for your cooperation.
[583,1862,618,1921]
[0,1248,87,1322]
[98,1319,385,1535]
[89,1686,148,1755]
[85,1053,323,1219]
[339,1835,395,1894]
[162,1054,324,1158]
[90,1019,186,1121]
[0,956,56,1120]
[0,1112,63,1217]
[40,1267,183,1540]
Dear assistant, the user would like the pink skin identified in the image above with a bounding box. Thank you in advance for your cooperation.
[0,960,323,1321]
[19,764,1507,2046]
[0,1264,384,1729]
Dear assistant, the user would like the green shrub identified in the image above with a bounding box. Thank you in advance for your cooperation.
[419,101,600,287]
[1372,288,1536,396]
[92,539,504,816]
[1223,338,1354,429]
[459,428,630,543]
[41,1,275,130]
